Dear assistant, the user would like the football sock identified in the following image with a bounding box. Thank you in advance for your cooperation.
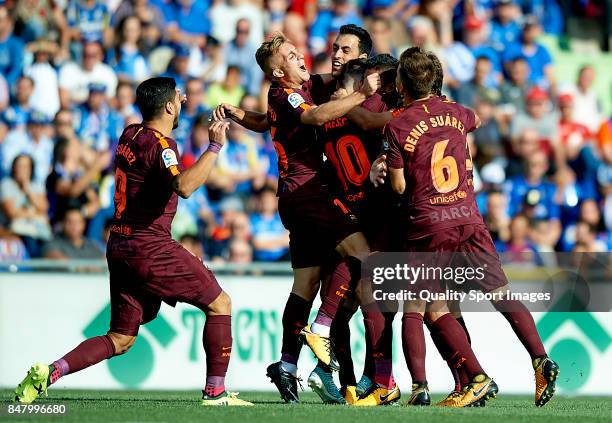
[314,257,357,334]
[331,305,356,386]
[401,312,427,384]
[281,293,312,365]
[425,318,462,392]
[373,359,394,389]
[49,335,115,384]
[311,321,331,336]
[432,313,484,378]
[280,360,298,376]
[456,316,471,344]
[204,376,225,397]
[494,299,546,359]
[203,315,232,388]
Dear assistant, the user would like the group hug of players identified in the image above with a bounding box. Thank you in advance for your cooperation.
[12,23,559,409]
[214,24,560,408]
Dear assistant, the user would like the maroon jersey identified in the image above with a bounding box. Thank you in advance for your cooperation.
[321,95,392,216]
[386,96,482,239]
[267,75,327,197]
[108,124,183,252]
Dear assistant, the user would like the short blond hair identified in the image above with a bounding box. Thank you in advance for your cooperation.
[256,32,288,76]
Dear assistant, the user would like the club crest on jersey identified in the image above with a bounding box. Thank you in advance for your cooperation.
[288,92,305,109]
[162,148,178,168]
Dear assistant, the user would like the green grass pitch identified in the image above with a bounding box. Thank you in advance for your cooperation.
[1,390,611,423]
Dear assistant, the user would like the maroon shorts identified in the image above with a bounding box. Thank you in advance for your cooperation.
[106,238,222,335]
[278,191,359,268]
[404,224,508,293]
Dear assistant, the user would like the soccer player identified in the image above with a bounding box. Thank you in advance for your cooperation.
[250,33,380,403]
[308,56,404,406]
[382,47,501,407]
[14,77,252,407]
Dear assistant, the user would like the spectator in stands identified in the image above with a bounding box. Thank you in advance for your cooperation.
[455,56,499,108]
[498,57,532,127]
[0,5,25,86]
[1,112,54,185]
[46,136,109,225]
[115,81,140,121]
[206,65,245,108]
[472,92,503,163]
[226,18,263,96]
[573,220,607,252]
[507,127,540,178]
[180,233,205,260]
[283,13,312,70]
[557,91,600,182]
[570,65,604,134]
[463,14,502,76]
[484,190,511,250]
[214,121,265,197]
[228,238,253,264]
[309,0,364,54]
[65,0,111,46]
[1,76,34,131]
[0,228,29,261]
[0,154,52,257]
[173,78,210,147]
[182,113,211,167]
[13,0,67,44]
[489,0,523,53]
[510,87,559,154]
[501,214,538,263]
[59,40,118,107]
[163,44,191,93]
[189,35,227,84]
[250,186,289,261]
[43,207,104,259]
[166,0,210,49]
[369,16,395,56]
[24,41,61,118]
[505,150,561,246]
[209,0,265,46]
[110,16,151,83]
[73,83,124,152]
[112,0,165,41]
[502,16,554,88]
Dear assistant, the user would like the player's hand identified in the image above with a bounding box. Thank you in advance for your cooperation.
[331,88,348,101]
[212,103,237,121]
[370,154,387,187]
[360,72,381,97]
[208,120,230,144]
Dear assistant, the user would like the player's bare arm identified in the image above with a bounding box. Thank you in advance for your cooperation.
[301,72,380,126]
[172,120,229,198]
[389,167,405,194]
[212,103,270,133]
[346,106,392,131]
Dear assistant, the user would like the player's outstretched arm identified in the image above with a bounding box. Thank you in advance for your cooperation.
[347,106,392,131]
[389,167,405,194]
[301,73,380,126]
[212,103,270,133]
[172,120,229,199]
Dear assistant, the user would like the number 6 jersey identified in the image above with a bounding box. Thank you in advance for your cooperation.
[385,96,483,240]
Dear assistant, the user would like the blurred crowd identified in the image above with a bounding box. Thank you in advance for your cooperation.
[0,0,611,265]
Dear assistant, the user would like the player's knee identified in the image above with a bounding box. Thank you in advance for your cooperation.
[207,291,231,315]
[107,332,137,355]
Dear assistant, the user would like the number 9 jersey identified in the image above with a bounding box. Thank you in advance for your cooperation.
[385,96,483,240]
